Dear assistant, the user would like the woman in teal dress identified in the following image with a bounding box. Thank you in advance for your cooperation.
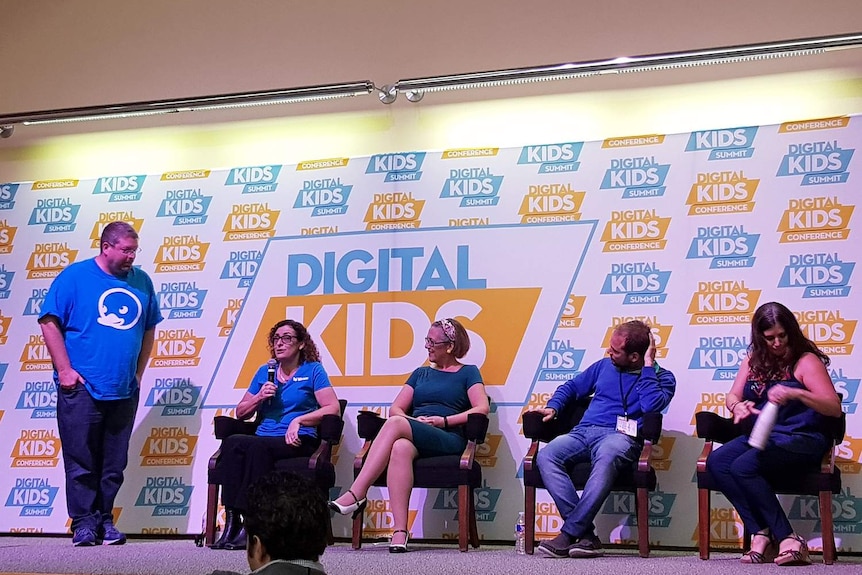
[329,318,489,552]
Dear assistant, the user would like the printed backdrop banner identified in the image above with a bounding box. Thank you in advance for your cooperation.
[0,115,858,551]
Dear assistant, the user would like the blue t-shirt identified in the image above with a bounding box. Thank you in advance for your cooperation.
[406,364,483,418]
[39,258,163,400]
[249,361,333,437]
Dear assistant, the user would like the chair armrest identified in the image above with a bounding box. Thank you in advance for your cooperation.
[523,440,540,473]
[308,440,332,470]
[460,436,479,470]
[207,447,222,472]
[356,410,386,440]
[696,441,714,473]
[637,439,654,473]
[213,416,258,440]
[353,439,373,471]
[641,412,662,443]
[695,411,742,444]
[465,413,489,443]
[318,413,345,444]
[522,410,558,442]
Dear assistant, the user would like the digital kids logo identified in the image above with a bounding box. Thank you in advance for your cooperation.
[135,476,194,516]
[363,192,425,230]
[600,209,671,252]
[365,152,426,182]
[5,477,59,517]
[0,182,19,210]
[157,281,207,319]
[832,368,860,415]
[534,501,564,539]
[19,333,52,372]
[88,212,145,248]
[360,498,418,538]
[475,435,503,468]
[16,381,56,419]
[0,310,10,345]
[23,288,46,316]
[789,489,862,536]
[795,309,856,356]
[776,136,854,186]
[218,298,243,337]
[225,165,282,194]
[10,430,61,467]
[433,480,501,522]
[0,220,18,254]
[685,126,758,160]
[0,264,14,299]
[154,235,209,273]
[28,198,81,233]
[778,196,853,243]
[297,157,349,171]
[686,225,759,269]
[685,171,759,215]
[601,317,671,360]
[558,294,586,328]
[92,175,146,202]
[140,427,198,466]
[160,169,210,182]
[149,329,205,368]
[778,252,854,299]
[602,489,676,529]
[537,339,585,383]
[687,280,761,325]
[517,142,583,174]
[25,242,78,279]
[518,183,585,224]
[688,336,747,382]
[145,378,202,416]
[694,507,743,548]
[157,187,213,226]
[601,261,670,304]
[441,167,504,207]
[599,155,670,198]
[222,203,280,241]
[220,250,262,288]
[294,177,352,216]
[652,436,676,472]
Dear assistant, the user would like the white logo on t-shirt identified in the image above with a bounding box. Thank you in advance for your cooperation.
[97,288,143,330]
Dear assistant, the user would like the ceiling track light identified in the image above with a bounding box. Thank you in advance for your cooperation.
[0,33,859,136]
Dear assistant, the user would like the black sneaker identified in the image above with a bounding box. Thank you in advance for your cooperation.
[101,524,127,545]
[537,536,577,558]
[568,534,604,558]
[72,527,98,547]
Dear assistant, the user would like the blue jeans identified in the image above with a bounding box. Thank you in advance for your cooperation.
[536,425,640,539]
[706,435,822,541]
[56,384,138,532]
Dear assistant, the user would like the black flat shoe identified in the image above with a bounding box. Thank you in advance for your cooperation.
[389,529,409,553]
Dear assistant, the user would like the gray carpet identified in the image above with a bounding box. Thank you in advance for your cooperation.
[0,537,859,575]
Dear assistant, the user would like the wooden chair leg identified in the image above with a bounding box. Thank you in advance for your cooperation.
[525,485,536,555]
[819,491,836,565]
[458,484,469,552]
[351,506,364,550]
[697,488,711,560]
[636,487,650,558]
[468,486,480,548]
[205,483,219,546]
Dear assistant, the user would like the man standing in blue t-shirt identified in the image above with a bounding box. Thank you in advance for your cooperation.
[38,221,163,547]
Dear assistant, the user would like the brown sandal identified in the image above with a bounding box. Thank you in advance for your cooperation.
[741,532,776,564]
[774,534,811,566]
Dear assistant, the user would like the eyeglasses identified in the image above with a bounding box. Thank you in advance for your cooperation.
[111,244,141,256]
[424,337,449,347]
[272,334,299,345]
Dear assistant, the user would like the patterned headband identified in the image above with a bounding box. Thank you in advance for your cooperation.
[440,318,457,342]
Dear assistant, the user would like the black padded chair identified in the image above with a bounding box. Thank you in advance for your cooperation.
[521,396,663,557]
[350,411,489,552]
[204,399,347,546]
[695,410,845,564]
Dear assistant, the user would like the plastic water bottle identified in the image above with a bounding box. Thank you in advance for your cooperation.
[749,401,779,450]
[514,511,526,555]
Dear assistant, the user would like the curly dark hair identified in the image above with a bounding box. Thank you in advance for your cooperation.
[244,471,328,562]
[748,301,829,383]
[267,319,321,363]
[614,320,651,356]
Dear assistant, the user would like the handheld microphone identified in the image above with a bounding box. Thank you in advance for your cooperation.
[265,359,278,407]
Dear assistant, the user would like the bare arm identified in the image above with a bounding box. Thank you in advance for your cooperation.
[768,352,842,417]
[725,356,757,423]
[38,315,83,389]
[136,328,155,383]
[291,386,341,427]
[389,385,415,418]
[236,390,268,421]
